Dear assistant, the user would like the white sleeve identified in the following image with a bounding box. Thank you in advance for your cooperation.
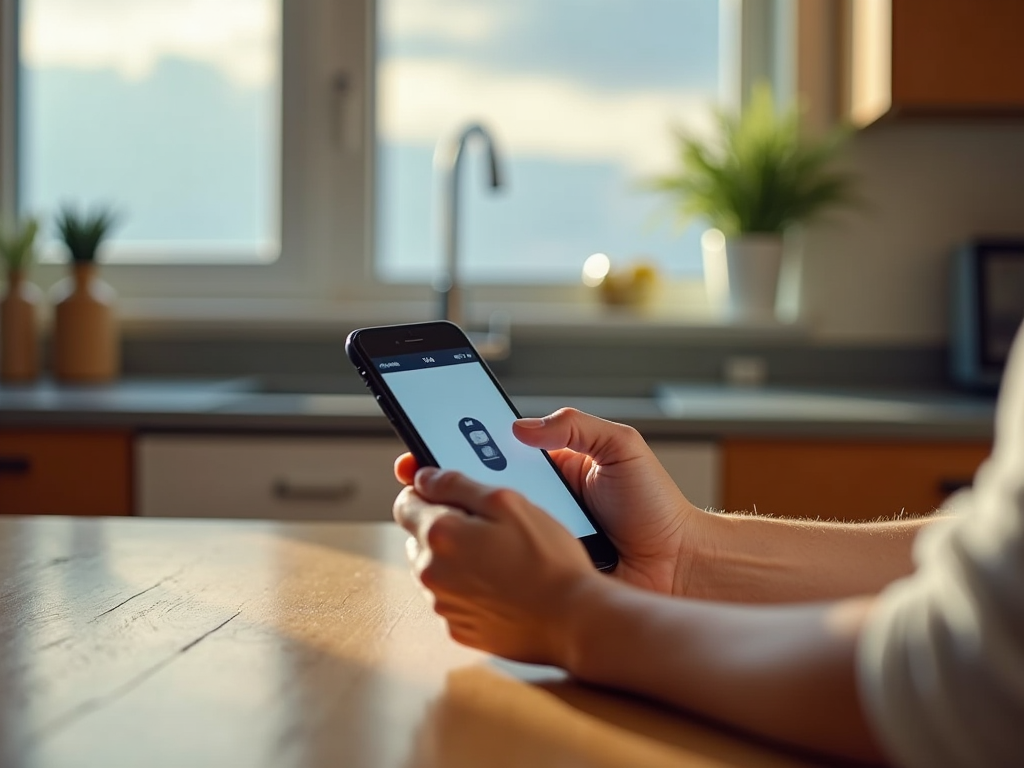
[857,323,1024,768]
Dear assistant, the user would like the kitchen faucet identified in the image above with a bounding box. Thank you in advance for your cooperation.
[433,123,510,359]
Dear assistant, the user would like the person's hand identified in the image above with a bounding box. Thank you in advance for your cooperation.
[393,467,605,665]
[394,408,712,596]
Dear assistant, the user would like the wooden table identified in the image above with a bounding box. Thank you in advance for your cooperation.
[0,516,824,768]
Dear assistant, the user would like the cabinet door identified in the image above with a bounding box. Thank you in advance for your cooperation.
[847,0,1024,124]
[722,440,990,521]
[891,0,1024,111]
[649,442,720,511]
[137,435,406,521]
[0,431,133,515]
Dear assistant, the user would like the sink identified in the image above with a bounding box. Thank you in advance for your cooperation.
[656,384,996,424]
[213,392,384,416]
[0,378,258,414]
[207,374,378,415]
[247,374,367,396]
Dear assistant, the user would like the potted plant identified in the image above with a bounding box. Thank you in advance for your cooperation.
[649,84,856,321]
[50,205,120,382]
[0,217,42,382]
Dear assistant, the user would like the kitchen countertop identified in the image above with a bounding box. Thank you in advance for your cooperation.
[0,515,820,768]
[0,379,997,440]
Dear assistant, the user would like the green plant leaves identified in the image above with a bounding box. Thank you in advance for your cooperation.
[648,83,857,237]
[56,205,118,264]
[0,217,40,273]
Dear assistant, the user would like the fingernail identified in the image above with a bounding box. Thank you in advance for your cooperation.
[515,418,545,429]
[416,467,439,485]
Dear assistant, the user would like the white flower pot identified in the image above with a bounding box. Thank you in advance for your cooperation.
[702,231,784,322]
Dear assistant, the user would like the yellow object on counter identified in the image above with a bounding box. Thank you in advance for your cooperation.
[595,260,659,307]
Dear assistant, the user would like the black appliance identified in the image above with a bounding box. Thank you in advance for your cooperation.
[950,239,1024,391]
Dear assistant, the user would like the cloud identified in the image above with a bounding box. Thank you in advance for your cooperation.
[20,0,277,87]
[382,0,519,43]
[378,57,715,174]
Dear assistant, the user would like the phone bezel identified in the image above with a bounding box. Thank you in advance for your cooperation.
[347,320,619,572]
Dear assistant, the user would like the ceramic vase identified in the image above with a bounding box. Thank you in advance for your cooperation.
[702,231,784,322]
[51,263,119,382]
[1,270,42,382]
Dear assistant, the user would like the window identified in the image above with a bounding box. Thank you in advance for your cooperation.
[377,0,723,284]
[1,0,735,310]
[18,0,281,264]
[2,0,367,303]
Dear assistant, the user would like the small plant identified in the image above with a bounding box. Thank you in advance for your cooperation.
[56,205,118,263]
[0,217,40,273]
[648,83,856,237]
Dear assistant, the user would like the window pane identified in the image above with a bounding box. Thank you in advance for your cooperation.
[18,0,281,263]
[376,0,720,283]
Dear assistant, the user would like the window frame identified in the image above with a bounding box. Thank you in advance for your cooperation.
[0,0,782,325]
[2,0,376,303]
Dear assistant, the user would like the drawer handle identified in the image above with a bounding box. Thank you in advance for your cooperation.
[272,479,358,503]
[939,478,973,496]
[0,456,31,475]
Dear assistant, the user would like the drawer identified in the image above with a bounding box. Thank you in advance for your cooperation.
[0,430,133,515]
[722,439,992,521]
[136,435,406,521]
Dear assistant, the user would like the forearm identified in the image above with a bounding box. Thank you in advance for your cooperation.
[565,578,885,763]
[688,511,935,602]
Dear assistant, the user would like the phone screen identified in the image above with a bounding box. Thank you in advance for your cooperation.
[371,346,598,538]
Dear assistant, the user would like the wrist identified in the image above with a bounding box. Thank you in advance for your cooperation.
[555,573,625,679]
[672,502,730,600]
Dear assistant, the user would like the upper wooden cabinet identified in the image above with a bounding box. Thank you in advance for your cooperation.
[845,0,1024,125]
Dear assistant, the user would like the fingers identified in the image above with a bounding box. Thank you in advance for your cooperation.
[413,467,521,522]
[394,485,463,537]
[394,453,419,485]
[513,408,646,465]
[396,487,487,601]
[395,487,475,580]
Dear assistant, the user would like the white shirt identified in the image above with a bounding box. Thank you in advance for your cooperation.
[858,323,1024,767]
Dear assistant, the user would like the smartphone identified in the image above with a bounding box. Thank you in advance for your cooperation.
[346,321,618,571]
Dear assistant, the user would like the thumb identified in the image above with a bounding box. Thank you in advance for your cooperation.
[512,408,647,466]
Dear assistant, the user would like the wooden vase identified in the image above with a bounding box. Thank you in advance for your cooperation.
[51,263,119,383]
[1,270,42,382]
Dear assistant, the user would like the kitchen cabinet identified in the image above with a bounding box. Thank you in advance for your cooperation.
[0,430,133,515]
[138,435,722,520]
[722,439,991,521]
[845,0,1024,125]
[648,441,720,511]
[136,434,407,520]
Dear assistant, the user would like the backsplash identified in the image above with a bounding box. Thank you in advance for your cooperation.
[109,331,954,398]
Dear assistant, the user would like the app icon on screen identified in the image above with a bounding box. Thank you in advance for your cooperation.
[458,418,507,470]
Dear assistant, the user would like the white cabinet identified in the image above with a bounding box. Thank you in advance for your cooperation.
[137,435,405,521]
[649,441,720,511]
[136,434,721,522]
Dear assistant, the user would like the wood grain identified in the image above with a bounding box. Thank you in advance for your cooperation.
[0,516,822,768]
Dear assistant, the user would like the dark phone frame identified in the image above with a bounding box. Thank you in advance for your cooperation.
[346,321,619,572]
